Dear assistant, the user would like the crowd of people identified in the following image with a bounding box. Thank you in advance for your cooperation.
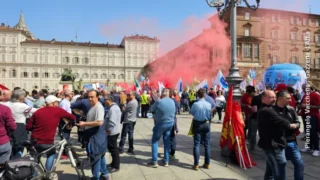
[0,82,319,180]
[241,83,320,180]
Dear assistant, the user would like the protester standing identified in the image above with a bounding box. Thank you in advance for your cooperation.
[104,94,122,172]
[148,89,175,167]
[258,90,299,180]
[189,89,212,171]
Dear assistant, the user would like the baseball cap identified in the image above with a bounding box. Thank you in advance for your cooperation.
[274,84,287,92]
[45,95,61,104]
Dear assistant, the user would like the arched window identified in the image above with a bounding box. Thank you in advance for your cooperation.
[92,73,98,79]
[111,74,116,79]
[73,73,79,79]
[44,72,49,78]
[82,73,89,79]
[118,74,124,79]
[101,73,107,79]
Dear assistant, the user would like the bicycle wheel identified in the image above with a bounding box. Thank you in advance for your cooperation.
[29,164,50,180]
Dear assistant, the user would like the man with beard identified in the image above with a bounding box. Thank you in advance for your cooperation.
[258,90,299,180]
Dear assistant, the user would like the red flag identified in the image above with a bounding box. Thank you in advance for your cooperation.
[220,86,235,150]
[232,101,256,168]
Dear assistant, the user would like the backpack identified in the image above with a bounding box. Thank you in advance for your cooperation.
[2,156,37,180]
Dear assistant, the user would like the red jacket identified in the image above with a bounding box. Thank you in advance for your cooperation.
[26,106,75,144]
[0,104,16,145]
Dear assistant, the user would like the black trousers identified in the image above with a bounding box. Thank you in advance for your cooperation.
[119,122,136,151]
[141,104,149,118]
[108,133,120,169]
[216,107,223,121]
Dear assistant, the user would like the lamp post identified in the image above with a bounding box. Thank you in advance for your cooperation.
[206,0,260,100]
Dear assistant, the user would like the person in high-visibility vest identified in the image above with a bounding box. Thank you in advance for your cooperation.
[141,91,150,118]
[188,90,196,108]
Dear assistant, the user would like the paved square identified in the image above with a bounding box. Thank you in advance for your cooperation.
[53,112,320,180]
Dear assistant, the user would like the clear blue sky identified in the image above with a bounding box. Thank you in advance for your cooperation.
[1,0,319,48]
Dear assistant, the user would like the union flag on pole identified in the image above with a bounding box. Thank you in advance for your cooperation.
[232,101,256,168]
[220,86,235,150]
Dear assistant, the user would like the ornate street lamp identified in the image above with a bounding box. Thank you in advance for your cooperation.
[206,0,260,100]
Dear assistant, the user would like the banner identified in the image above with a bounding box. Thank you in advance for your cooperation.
[220,86,235,150]
[175,77,183,93]
[232,101,256,168]
[195,79,208,91]
[213,69,228,90]
[83,84,106,90]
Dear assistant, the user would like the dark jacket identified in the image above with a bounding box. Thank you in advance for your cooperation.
[273,105,300,142]
[257,104,292,149]
[171,98,179,132]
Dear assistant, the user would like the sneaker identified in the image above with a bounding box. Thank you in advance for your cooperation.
[312,150,319,157]
[127,150,134,155]
[119,148,124,154]
[147,161,158,168]
[162,161,169,167]
[193,165,199,171]
[300,148,312,153]
[109,167,120,173]
[169,155,175,160]
[202,164,210,169]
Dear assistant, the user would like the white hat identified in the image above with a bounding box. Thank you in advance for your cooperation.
[45,95,61,104]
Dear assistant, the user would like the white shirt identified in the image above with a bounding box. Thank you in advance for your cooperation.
[59,99,72,113]
[216,95,226,107]
[71,95,81,104]
[0,101,38,124]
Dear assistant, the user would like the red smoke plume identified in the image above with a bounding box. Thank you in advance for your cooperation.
[147,14,230,87]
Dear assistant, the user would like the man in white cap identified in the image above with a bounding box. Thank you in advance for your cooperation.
[26,95,75,171]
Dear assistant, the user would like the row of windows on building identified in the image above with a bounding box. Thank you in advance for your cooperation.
[268,51,320,66]
[243,27,320,43]
[0,54,147,66]
[1,37,16,44]
[244,12,320,27]
[1,70,126,80]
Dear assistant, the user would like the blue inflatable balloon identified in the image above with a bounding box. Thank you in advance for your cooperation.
[263,63,307,88]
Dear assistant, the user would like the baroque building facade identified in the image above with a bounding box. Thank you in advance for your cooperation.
[0,13,159,91]
[146,6,320,89]
[221,6,320,88]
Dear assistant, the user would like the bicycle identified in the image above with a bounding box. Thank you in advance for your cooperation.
[23,122,88,180]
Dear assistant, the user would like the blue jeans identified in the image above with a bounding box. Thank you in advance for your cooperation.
[87,143,108,180]
[136,105,141,117]
[193,120,211,166]
[263,148,286,180]
[35,144,56,171]
[0,142,12,164]
[151,122,174,163]
[119,122,136,151]
[286,142,304,180]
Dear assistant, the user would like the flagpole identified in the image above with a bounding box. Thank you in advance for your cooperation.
[236,136,246,170]
[225,117,232,167]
